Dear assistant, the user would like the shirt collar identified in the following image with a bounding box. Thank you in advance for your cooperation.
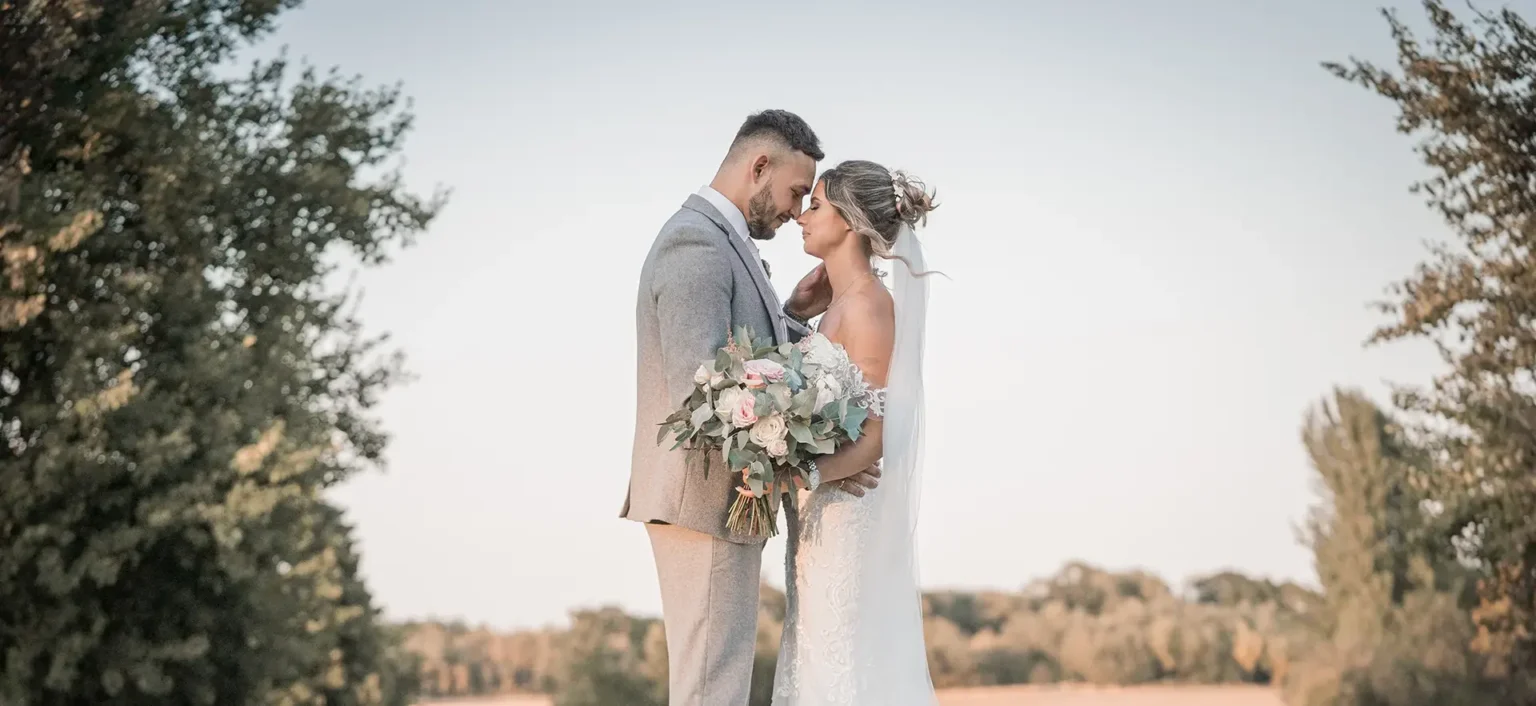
[697,185,752,247]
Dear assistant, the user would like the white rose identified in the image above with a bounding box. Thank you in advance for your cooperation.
[694,364,712,386]
[709,371,727,388]
[814,375,843,411]
[765,437,789,458]
[714,388,742,423]
[749,414,787,448]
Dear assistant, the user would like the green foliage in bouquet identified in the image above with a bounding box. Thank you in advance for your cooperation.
[658,325,873,537]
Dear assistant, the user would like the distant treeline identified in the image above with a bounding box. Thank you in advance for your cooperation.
[399,564,1321,704]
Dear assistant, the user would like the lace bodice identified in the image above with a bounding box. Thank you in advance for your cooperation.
[795,333,886,418]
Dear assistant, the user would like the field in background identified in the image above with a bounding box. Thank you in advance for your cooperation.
[418,684,1285,706]
[939,685,1282,705]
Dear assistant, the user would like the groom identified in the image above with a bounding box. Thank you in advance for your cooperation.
[623,110,880,705]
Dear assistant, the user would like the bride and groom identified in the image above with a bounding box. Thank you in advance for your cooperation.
[622,109,938,705]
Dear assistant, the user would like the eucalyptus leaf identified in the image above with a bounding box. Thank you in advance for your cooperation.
[690,403,714,430]
[792,390,817,417]
[767,383,792,411]
[842,405,868,437]
[788,422,815,445]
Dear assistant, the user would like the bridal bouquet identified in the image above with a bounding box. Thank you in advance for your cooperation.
[658,325,879,538]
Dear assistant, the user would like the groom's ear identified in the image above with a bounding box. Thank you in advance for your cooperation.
[750,154,771,183]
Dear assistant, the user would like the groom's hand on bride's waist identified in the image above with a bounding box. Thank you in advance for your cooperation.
[837,465,881,497]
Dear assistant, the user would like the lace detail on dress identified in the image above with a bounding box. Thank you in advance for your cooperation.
[864,387,887,418]
[796,333,886,418]
[773,486,875,705]
[771,334,931,705]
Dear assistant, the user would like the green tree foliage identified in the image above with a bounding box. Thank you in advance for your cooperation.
[1299,389,1424,649]
[550,608,664,706]
[1324,1,1536,690]
[0,1,440,703]
[1281,390,1497,706]
[403,564,1320,703]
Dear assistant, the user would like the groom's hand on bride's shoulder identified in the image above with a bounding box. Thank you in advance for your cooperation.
[838,464,881,497]
[786,264,832,321]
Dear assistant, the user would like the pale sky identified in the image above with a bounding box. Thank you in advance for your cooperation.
[251,0,1453,630]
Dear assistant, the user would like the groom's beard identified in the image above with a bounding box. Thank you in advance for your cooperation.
[746,183,778,241]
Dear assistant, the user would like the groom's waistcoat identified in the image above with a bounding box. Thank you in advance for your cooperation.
[622,195,806,544]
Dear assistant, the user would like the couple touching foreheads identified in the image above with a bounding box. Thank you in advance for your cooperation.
[623,109,939,705]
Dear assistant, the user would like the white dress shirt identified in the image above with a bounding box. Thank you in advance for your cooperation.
[697,186,772,284]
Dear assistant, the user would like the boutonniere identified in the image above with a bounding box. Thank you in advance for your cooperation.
[761,258,772,280]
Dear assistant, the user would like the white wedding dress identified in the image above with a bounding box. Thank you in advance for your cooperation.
[772,226,937,705]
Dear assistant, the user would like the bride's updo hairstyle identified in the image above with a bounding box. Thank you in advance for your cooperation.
[819,160,937,259]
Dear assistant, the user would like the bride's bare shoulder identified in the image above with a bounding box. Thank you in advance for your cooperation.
[836,286,895,382]
[848,285,894,329]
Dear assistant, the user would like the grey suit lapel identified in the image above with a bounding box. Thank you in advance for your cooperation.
[682,195,788,343]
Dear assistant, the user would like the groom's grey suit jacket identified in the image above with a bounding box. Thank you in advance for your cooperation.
[623,194,810,544]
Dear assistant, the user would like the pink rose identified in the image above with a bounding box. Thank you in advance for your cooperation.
[744,359,786,382]
[743,371,767,389]
[731,392,759,428]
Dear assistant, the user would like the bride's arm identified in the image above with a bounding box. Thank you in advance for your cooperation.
[812,295,894,485]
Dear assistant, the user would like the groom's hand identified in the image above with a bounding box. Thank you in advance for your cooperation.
[785,264,832,321]
[837,464,881,497]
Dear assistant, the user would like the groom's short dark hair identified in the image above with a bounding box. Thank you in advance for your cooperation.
[731,109,824,161]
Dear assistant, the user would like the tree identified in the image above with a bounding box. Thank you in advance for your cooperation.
[552,608,663,706]
[1299,389,1423,648]
[1325,1,1536,690]
[403,561,1322,698]
[0,1,440,703]
[1283,390,1495,705]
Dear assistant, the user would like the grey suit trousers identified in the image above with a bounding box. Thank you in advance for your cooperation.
[646,523,762,706]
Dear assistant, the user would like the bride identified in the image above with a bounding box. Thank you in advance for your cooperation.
[773,160,938,705]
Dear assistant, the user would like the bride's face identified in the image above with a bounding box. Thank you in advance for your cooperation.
[796,180,852,259]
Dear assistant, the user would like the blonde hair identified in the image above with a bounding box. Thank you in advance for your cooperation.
[819,160,937,259]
